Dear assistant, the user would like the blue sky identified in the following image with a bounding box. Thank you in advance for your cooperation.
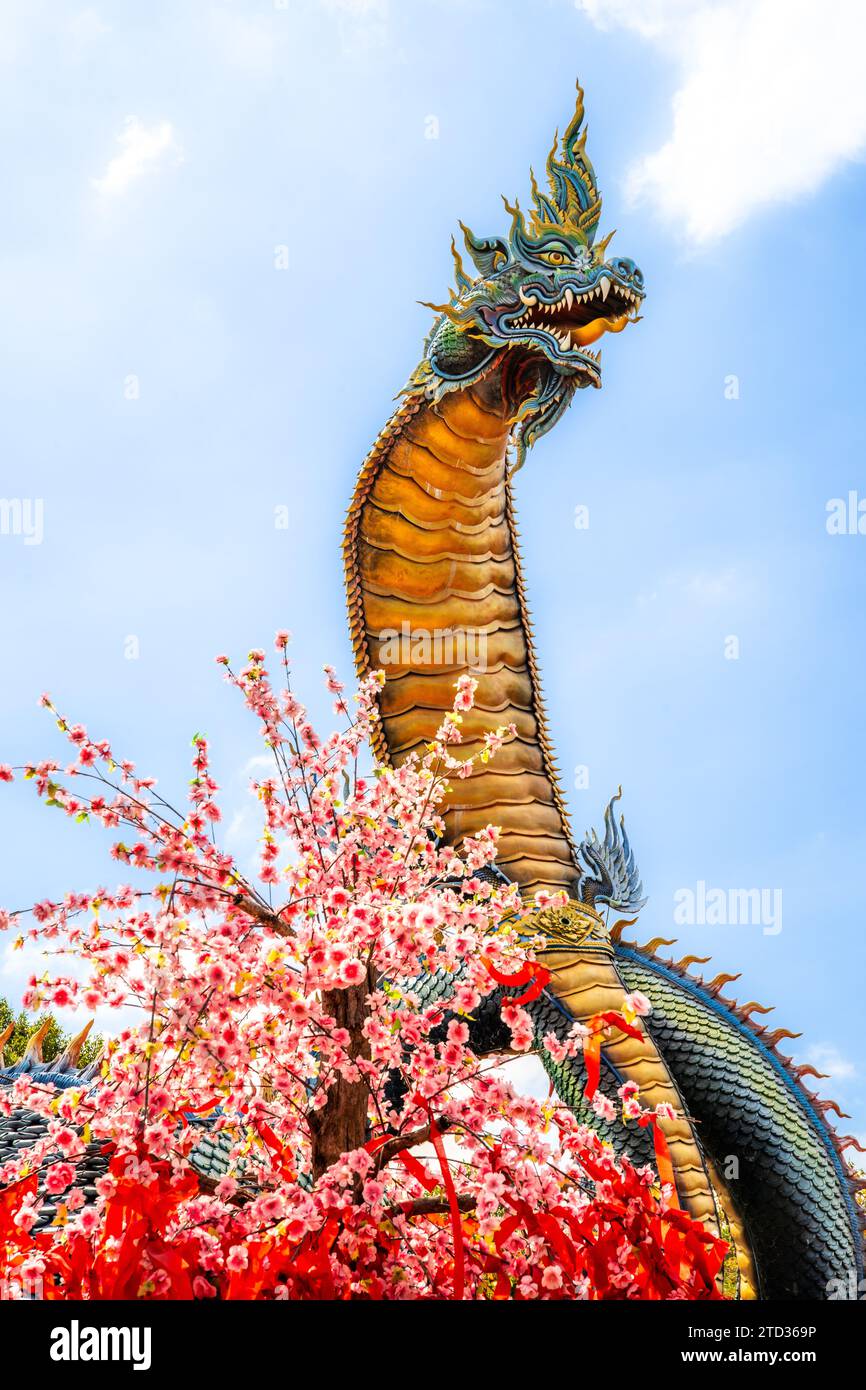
[1,0,865,1137]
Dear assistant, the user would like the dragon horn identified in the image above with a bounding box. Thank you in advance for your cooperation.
[23,1018,51,1063]
[53,1019,93,1072]
[637,936,676,956]
[738,1000,775,1020]
[816,1099,851,1120]
[706,971,742,995]
[674,954,711,971]
[594,229,616,259]
[609,916,638,943]
[793,1063,829,1081]
[760,1027,803,1047]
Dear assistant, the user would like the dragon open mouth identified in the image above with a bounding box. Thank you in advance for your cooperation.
[507,277,643,360]
[492,273,647,372]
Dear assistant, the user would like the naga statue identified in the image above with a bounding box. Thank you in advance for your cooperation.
[343,82,865,1300]
[1,83,861,1304]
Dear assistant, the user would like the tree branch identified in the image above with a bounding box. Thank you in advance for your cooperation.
[231,892,293,936]
[392,1195,475,1217]
[372,1123,431,1174]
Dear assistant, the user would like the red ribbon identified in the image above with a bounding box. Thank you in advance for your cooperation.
[482,955,551,1005]
[583,1032,603,1101]
[257,1120,297,1182]
[429,1118,465,1301]
[638,1111,680,1209]
[171,1098,221,1128]
[366,1100,466,1301]
[581,1011,644,1101]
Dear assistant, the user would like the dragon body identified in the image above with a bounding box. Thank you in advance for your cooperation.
[343,84,865,1299]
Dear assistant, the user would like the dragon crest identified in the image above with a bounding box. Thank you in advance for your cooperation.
[576,786,647,916]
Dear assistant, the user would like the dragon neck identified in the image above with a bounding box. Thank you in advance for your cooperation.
[344,358,580,899]
[344,358,726,1250]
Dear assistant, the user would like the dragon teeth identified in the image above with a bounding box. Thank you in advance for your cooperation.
[599,276,610,301]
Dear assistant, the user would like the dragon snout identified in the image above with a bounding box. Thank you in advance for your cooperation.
[609,257,645,295]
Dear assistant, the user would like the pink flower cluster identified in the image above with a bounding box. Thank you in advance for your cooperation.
[0,641,725,1300]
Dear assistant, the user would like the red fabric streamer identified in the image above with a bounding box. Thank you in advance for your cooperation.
[251,1118,298,1183]
[429,1117,465,1301]
[367,1104,465,1299]
[582,1010,644,1100]
[583,1031,603,1100]
[482,954,551,1005]
[638,1111,680,1209]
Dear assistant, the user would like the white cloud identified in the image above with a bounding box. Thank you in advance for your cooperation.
[91,116,183,199]
[578,0,866,244]
[1,936,42,981]
[579,0,699,38]
[805,1043,857,1083]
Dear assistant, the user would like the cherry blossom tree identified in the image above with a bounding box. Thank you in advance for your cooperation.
[0,638,727,1299]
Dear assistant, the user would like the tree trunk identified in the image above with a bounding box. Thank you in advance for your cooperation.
[308,974,372,1181]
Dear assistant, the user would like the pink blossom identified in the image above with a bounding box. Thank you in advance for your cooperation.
[226,1245,249,1273]
[339,959,366,986]
[623,990,652,1018]
[45,1162,75,1195]
[592,1093,616,1122]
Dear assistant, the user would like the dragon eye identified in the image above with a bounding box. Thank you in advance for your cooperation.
[539,249,569,267]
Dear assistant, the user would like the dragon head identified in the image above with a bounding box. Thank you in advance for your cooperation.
[409,84,645,466]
